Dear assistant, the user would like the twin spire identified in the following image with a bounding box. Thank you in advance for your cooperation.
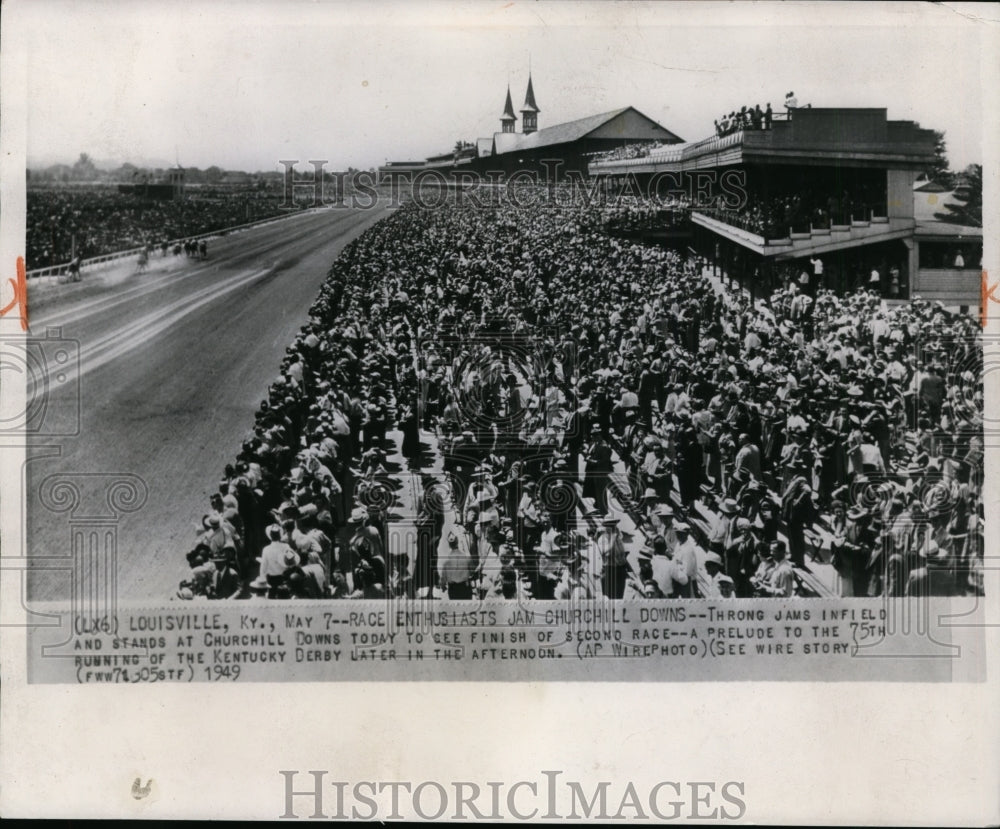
[500,73,540,135]
[500,86,517,132]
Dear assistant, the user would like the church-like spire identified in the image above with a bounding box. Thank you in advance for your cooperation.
[521,73,539,134]
[500,85,517,133]
[522,74,539,113]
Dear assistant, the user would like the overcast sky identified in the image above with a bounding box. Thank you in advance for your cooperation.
[10,0,995,172]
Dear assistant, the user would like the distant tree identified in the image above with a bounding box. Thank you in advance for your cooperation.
[112,162,138,181]
[204,165,224,184]
[71,152,98,181]
[933,163,982,227]
[926,131,955,188]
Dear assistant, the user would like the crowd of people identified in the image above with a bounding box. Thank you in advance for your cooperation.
[712,91,812,136]
[26,188,293,270]
[176,188,984,602]
[590,141,673,164]
[601,196,692,236]
[714,103,774,136]
[706,186,888,239]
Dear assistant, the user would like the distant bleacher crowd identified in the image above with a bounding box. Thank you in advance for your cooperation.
[25,188,294,270]
[704,185,886,238]
[590,141,672,165]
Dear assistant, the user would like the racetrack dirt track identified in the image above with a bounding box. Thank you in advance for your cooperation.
[24,204,390,601]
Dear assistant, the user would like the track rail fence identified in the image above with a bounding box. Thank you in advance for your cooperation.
[26,206,317,279]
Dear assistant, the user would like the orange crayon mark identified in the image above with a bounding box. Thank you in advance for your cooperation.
[0,256,28,331]
[982,270,999,330]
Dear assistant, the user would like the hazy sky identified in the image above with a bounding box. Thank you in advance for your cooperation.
[10,0,995,172]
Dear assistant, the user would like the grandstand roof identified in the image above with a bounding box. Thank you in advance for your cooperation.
[489,106,682,156]
[477,138,494,157]
[913,178,950,193]
[913,188,982,237]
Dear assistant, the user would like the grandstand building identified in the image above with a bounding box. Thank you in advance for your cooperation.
[378,73,685,181]
[589,107,983,311]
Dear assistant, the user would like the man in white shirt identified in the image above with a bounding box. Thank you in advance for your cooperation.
[259,525,293,583]
[619,386,640,411]
[672,522,700,598]
[467,469,499,510]
[786,408,809,435]
[474,494,501,557]
[649,535,686,598]
[635,311,648,339]
[871,312,889,344]
[536,524,567,600]
[439,530,475,599]
[885,357,908,384]
[664,384,690,417]
[790,291,810,320]
[859,433,886,475]
[691,401,715,454]
[810,256,823,282]
[798,269,810,293]
[869,267,882,292]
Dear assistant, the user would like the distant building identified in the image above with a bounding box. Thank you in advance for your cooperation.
[473,73,683,178]
[168,166,186,199]
[118,166,185,200]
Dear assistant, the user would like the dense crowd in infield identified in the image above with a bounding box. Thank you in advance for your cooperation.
[176,187,985,602]
[25,189,292,269]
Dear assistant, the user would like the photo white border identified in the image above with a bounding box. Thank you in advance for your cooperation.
[1,1,998,822]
